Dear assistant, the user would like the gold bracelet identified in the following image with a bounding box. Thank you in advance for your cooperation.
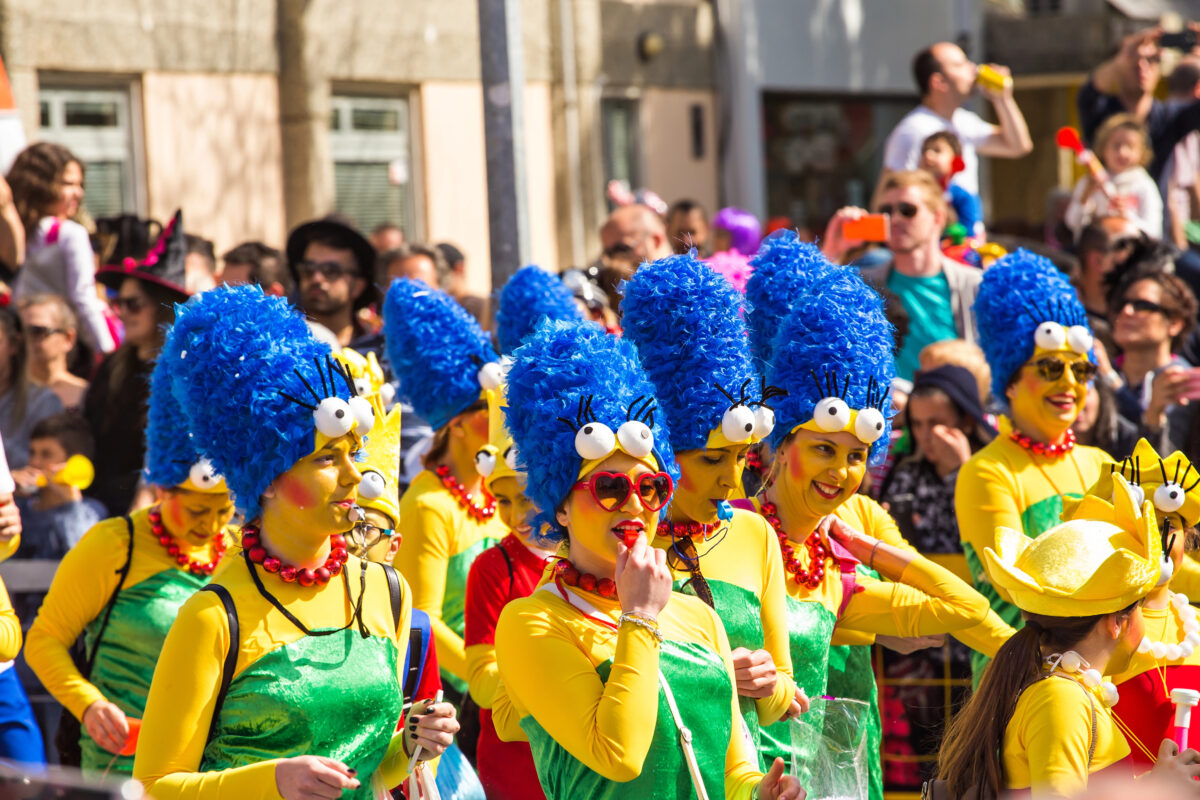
[618,612,664,643]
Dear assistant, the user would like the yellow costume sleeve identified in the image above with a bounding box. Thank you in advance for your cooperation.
[838,557,989,637]
[950,609,1016,657]
[831,628,875,646]
[0,575,20,661]
[489,680,529,743]
[0,531,19,563]
[133,557,412,799]
[394,492,466,680]
[494,593,663,782]
[1003,676,1130,799]
[955,454,1022,600]
[25,516,134,718]
[465,643,501,709]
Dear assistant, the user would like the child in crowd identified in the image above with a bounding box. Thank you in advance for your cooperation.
[1065,113,1163,239]
[14,412,104,560]
[919,131,985,241]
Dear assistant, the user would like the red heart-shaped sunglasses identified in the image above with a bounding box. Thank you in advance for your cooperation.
[571,471,674,512]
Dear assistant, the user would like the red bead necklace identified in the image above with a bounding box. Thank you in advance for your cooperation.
[436,465,497,521]
[1009,427,1076,457]
[759,502,828,589]
[658,520,719,540]
[553,558,618,599]
[240,524,349,586]
[150,505,225,577]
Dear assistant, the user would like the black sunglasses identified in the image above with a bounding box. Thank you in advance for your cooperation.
[1033,357,1098,383]
[297,260,355,280]
[1118,298,1168,316]
[26,325,66,340]
[878,202,919,219]
[112,296,147,314]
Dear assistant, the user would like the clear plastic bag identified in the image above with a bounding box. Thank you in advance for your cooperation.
[788,697,870,800]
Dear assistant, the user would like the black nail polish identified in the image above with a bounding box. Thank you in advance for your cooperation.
[348,769,357,776]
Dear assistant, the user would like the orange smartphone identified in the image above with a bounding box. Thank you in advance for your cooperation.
[842,214,890,242]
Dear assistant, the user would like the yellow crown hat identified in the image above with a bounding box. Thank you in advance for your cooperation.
[337,348,402,525]
[983,473,1162,618]
[1062,438,1200,533]
[474,386,522,492]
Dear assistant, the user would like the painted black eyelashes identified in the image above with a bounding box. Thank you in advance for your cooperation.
[557,395,600,431]
[556,393,656,430]
[713,376,788,411]
[626,395,657,427]
[1112,456,1200,494]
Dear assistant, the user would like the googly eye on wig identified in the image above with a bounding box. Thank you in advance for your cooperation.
[348,395,375,435]
[504,444,519,471]
[753,405,776,439]
[575,422,616,461]
[1066,325,1093,355]
[720,404,756,444]
[478,361,505,392]
[314,397,355,439]
[812,397,852,432]
[1155,483,1187,514]
[617,420,655,458]
[1127,482,1146,508]
[1034,322,1067,351]
[188,458,221,490]
[855,407,887,444]
[353,377,372,397]
[358,470,387,500]
[475,447,498,478]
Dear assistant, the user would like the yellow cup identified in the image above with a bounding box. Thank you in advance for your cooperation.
[977,64,1012,93]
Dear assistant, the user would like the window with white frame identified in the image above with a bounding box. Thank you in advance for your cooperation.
[330,94,416,238]
[38,86,140,219]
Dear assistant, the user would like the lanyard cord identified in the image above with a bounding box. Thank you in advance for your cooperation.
[243,546,369,638]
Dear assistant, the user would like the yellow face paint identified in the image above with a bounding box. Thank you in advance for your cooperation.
[264,432,364,549]
[673,445,750,524]
[1005,350,1090,442]
[557,452,664,574]
[159,487,236,547]
[776,428,869,521]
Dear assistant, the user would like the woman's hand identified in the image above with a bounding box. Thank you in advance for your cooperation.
[820,207,869,264]
[758,757,806,800]
[405,700,459,761]
[784,687,810,720]
[1149,739,1200,788]
[275,755,359,800]
[82,700,128,755]
[926,424,972,474]
[731,648,778,699]
[615,531,672,619]
[815,515,871,559]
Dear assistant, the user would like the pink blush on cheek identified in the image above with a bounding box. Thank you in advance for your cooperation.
[277,475,318,509]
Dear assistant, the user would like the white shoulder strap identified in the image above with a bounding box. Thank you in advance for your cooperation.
[658,669,711,800]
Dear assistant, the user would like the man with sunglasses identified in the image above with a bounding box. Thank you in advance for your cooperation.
[1109,264,1200,454]
[285,216,383,356]
[823,170,981,382]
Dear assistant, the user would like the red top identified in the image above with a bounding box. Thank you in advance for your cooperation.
[464,533,549,800]
[1113,664,1200,770]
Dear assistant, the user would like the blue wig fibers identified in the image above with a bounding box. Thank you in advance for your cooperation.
[744,231,839,374]
[505,320,679,542]
[162,285,353,520]
[384,278,500,430]
[974,248,1092,404]
[145,336,208,488]
[621,252,759,452]
[496,265,583,356]
[767,268,896,464]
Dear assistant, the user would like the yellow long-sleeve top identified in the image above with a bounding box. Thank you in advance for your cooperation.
[494,583,764,799]
[394,469,506,684]
[132,553,414,799]
[1002,674,1130,799]
[0,575,19,661]
[25,508,230,720]
[835,494,1015,655]
[955,421,1108,626]
[653,508,797,727]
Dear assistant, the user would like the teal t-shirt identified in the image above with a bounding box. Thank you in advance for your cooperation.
[887,270,958,381]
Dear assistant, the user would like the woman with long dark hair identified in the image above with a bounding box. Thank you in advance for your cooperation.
[938,477,1200,798]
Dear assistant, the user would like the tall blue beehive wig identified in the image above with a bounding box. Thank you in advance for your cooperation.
[974,248,1093,404]
[496,265,584,356]
[384,278,502,430]
[163,285,370,520]
[767,268,896,464]
[744,231,840,374]
[145,341,222,491]
[505,320,679,542]
[622,253,782,453]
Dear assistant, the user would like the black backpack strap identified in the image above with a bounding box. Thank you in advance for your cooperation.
[403,625,425,705]
[497,543,515,598]
[200,584,239,747]
[82,515,136,678]
[382,563,403,631]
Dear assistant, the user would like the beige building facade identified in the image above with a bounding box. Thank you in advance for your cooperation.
[0,0,720,295]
